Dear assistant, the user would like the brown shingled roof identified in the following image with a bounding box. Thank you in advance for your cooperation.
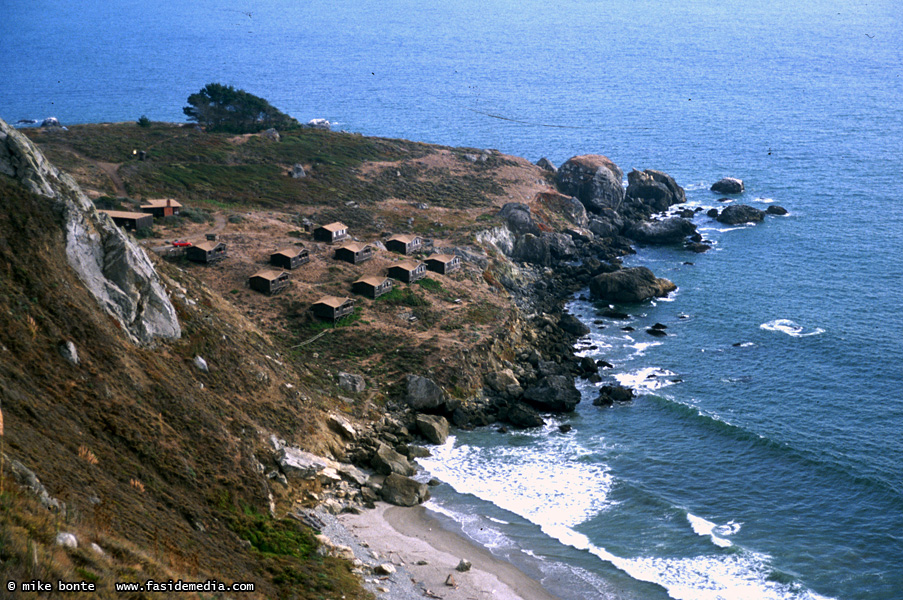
[272,247,304,258]
[427,253,457,263]
[251,269,287,281]
[387,234,419,244]
[354,276,390,287]
[99,210,149,219]
[194,241,223,252]
[392,260,424,271]
[314,296,353,308]
[140,198,183,208]
[339,242,371,253]
[319,222,347,232]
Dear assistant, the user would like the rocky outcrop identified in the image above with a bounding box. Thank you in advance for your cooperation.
[0,118,180,344]
[475,227,515,256]
[535,192,588,227]
[589,267,677,304]
[625,169,687,214]
[558,313,590,336]
[406,375,446,411]
[512,234,551,266]
[338,372,366,393]
[716,204,765,225]
[557,155,625,214]
[498,202,539,235]
[536,157,557,172]
[371,443,415,476]
[416,414,449,445]
[542,232,577,259]
[625,217,697,245]
[588,209,624,238]
[380,473,430,506]
[766,205,788,215]
[711,177,744,194]
[522,375,581,412]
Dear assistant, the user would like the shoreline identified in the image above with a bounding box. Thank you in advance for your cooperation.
[336,502,564,600]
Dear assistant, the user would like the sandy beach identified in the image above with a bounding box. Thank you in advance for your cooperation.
[334,503,561,600]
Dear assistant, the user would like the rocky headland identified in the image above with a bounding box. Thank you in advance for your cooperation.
[0,117,784,598]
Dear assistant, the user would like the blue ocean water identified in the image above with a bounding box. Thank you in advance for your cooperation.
[3,1,902,598]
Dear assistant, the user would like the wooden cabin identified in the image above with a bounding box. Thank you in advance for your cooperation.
[334,242,374,265]
[311,296,355,321]
[99,210,153,231]
[186,241,227,264]
[270,247,310,270]
[249,269,290,295]
[425,253,462,274]
[139,198,183,218]
[352,276,393,299]
[313,222,349,244]
[387,260,427,283]
[385,234,423,255]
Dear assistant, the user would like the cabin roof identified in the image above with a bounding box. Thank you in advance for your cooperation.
[272,247,305,258]
[314,295,353,308]
[391,260,424,272]
[140,198,183,208]
[354,276,390,287]
[251,269,287,281]
[387,234,420,244]
[318,221,347,232]
[100,210,149,219]
[427,253,457,263]
[339,242,371,253]
[194,241,224,252]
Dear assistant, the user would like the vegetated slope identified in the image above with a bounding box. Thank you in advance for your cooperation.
[0,178,371,599]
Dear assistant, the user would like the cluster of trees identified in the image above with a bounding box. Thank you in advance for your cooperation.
[183,83,298,134]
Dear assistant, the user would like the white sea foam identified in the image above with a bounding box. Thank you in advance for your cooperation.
[687,513,734,548]
[418,436,834,600]
[754,197,775,203]
[760,319,825,337]
[614,367,678,392]
[630,341,662,356]
[423,500,514,550]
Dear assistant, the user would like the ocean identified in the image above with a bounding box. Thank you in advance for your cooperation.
[3,0,902,598]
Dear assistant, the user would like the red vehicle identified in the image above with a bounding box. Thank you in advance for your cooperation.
[171,240,192,247]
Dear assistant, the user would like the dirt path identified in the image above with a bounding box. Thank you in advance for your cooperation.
[95,161,127,197]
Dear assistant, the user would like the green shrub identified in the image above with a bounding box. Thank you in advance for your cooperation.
[133,226,155,239]
[137,115,151,128]
[181,207,212,223]
[227,214,244,224]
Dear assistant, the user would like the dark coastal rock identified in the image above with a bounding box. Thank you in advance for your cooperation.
[684,241,712,253]
[498,202,540,235]
[522,375,581,412]
[512,233,551,266]
[503,402,545,428]
[41,117,62,128]
[559,424,572,433]
[406,374,447,411]
[542,232,577,259]
[556,155,625,214]
[716,204,765,225]
[415,414,450,445]
[625,217,697,245]
[558,313,590,336]
[535,192,588,227]
[646,328,667,337]
[625,169,687,213]
[536,157,558,172]
[711,177,744,194]
[706,208,720,219]
[601,308,629,319]
[485,369,519,393]
[380,473,430,507]
[587,208,625,239]
[596,359,614,369]
[651,323,667,330]
[593,384,635,406]
[579,355,599,374]
[589,267,677,304]
[371,443,415,476]
[766,205,788,215]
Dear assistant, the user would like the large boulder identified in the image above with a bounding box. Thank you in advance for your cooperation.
[536,157,557,172]
[522,375,581,412]
[512,234,551,266]
[535,192,588,227]
[338,372,365,393]
[415,414,450,445]
[0,119,180,344]
[475,227,515,256]
[485,369,519,393]
[711,177,744,194]
[766,205,788,215]
[556,155,625,214]
[589,267,677,304]
[587,208,624,238]
[406,375,446,411]
[498,203,539,235]
[541,232,577,259]
[371,443,415,476]
[558,313,590,336]
[625,217,697,245]
[503,402,545,428]
[380,473,430,506]
[716,204,765,225]
[625,169,687,213]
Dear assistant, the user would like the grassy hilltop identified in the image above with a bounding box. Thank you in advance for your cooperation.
[0,120,569,598]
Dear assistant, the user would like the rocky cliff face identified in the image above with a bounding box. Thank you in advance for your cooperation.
[0,118,180,344]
